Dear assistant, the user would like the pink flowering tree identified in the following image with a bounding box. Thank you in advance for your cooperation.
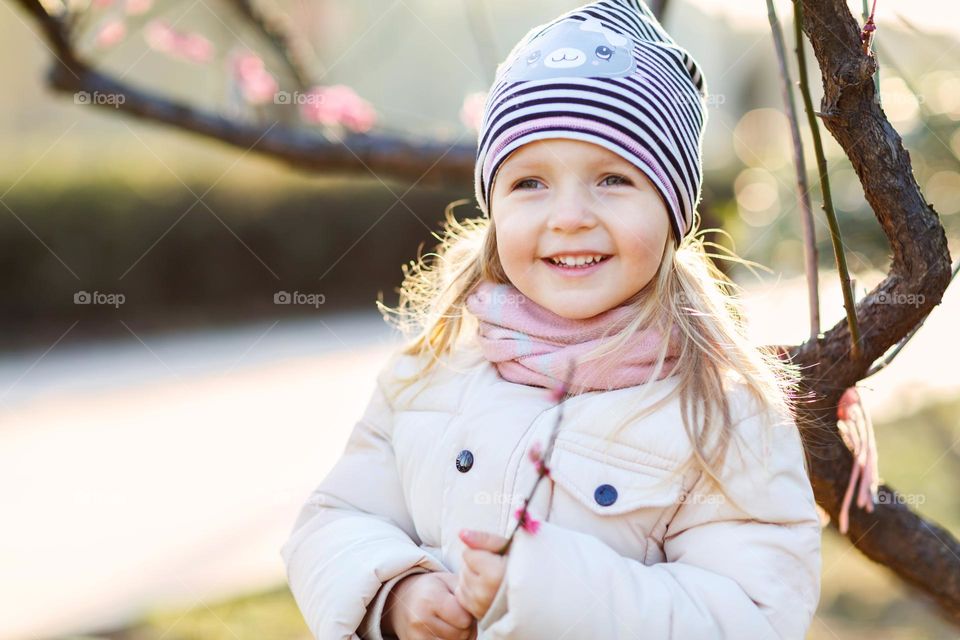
[8,0,959,623]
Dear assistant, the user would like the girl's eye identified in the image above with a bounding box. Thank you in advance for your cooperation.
[513,178,543,190]
[601,174,632,187]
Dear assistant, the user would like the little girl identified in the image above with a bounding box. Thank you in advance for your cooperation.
[281,1,822,638]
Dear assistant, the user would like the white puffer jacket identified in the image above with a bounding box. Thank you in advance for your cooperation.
[280,343,822,640]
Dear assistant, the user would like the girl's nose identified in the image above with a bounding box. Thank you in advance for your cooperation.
[546,189,599,232]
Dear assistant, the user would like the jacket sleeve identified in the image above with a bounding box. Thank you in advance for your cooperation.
[280,359,446,640]
[478,408,822,640]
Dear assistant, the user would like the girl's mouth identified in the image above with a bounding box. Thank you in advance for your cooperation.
[541,255,612,277]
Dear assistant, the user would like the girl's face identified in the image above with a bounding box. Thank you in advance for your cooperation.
[490,138,671,320]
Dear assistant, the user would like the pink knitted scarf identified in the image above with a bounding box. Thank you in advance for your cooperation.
[465,280,681,393]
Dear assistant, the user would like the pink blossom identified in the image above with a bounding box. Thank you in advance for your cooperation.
[144,20,214,64]
[230,51,279,105]
[94,18,126,48]
[527,441,550,476]
[299,84,377,133]
[92,0,114,8]
[548,381,569,403]
[459,91,487,132]
[528,441,543,464]
[514,507,540,534]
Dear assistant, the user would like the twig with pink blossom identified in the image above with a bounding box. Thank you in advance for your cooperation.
[494,358,577,556]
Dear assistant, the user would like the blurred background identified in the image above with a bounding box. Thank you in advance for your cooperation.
[1,0,958,638]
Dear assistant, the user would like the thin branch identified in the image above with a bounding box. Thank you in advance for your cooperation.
[793,0,862,360]
[861,0,881,99]
[766,0,820,344]
[13,0,81,73]
[865,258,960,378]
[648,0,670,20]
[225,0,314,90]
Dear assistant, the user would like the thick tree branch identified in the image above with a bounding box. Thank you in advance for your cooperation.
[15,0,476,185]
[786,0,958,624]
[45,62,475,185]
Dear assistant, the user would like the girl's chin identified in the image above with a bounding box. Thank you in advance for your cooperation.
[536,295,610,320]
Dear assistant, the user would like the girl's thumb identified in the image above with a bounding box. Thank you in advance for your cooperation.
[459,528,508,550]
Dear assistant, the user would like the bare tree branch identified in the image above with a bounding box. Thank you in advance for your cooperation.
[793,0,862,359]
[45,61,475,184]
[15,0,476,185]
[766,0,820,343]
[787,0,958,623]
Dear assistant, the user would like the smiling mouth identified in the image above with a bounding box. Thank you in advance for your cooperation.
[541,255,612,270]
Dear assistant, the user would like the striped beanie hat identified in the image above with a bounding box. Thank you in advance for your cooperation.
[473,0,708,247]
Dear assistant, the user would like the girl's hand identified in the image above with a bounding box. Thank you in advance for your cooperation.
[383,571,476,640]
[456,529,509,620]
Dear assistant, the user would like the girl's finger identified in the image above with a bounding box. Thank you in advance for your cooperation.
[460,529,510,551]
[425,614,472,640]
[453,580,474,611]
[461,548,485,576]
[464,548,505,581]
[435,571,460,593]
[437,592,475,630]
[454,579,477,615]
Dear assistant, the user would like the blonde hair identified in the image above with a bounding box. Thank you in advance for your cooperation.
[376,198,810,508]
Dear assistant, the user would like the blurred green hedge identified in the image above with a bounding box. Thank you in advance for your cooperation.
[0,177,471,349]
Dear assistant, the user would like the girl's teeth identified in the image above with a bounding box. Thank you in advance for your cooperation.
[550,255,606,267]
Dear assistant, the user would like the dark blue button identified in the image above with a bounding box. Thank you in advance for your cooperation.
[594,483,618,506]
[456,449,474,473]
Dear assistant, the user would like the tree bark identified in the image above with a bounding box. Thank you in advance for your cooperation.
[787,0,958,624]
